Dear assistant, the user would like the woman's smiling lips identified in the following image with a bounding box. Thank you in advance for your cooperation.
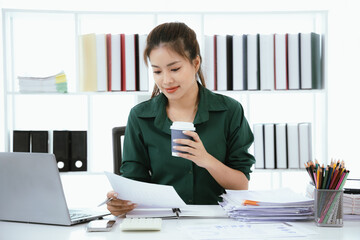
[165,86,179,93]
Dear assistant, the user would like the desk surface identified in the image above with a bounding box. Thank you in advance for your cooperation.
[1,217,359,240]
[2,174,359,239]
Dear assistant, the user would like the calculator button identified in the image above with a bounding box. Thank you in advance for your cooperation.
[120,218,162,231]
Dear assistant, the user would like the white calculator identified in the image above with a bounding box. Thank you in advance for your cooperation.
[120,218,162,231]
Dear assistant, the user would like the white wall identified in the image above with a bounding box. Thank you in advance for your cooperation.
[0,0,334,12]
[327,0,360,178]
[1,0,360,177]
[0,0,4,151]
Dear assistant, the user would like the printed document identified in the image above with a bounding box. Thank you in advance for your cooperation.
[181,221,317,240]
[105,172,186,208]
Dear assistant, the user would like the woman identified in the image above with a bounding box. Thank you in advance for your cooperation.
[107,22,255,216]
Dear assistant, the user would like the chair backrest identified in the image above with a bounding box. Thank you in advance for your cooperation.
[112,126,126,175]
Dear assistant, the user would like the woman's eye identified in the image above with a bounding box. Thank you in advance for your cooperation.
[171,67,180,72]
[153,71,161,74]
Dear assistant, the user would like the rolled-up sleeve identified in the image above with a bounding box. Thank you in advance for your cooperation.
[225,101,256,180]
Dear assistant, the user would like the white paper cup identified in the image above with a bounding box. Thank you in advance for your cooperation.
[170,122,196,157]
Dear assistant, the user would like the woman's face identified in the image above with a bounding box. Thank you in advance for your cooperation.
[149,45,200,102]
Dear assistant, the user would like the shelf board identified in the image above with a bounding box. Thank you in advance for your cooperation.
[59,171,106,176]
[6,89,325,96]
[253,168,307,172]
[215,89,325,95]
[5,91,152,96]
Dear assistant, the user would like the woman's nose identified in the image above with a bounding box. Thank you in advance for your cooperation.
[163,71,173,84]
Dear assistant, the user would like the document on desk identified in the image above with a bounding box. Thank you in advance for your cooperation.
[104,172,186,208]
[126,205,228,218]
[181,221,317,240]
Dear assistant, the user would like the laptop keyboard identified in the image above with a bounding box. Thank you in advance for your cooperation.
[69,211,92,220]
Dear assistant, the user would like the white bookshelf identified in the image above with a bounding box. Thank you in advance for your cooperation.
[2,9,328,181]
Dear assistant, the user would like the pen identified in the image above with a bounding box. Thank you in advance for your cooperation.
[97,197,113,207]
[172,208,181,218]
[321,167,329,189]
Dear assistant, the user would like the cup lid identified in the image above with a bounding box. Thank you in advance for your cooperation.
[170,121,195,131]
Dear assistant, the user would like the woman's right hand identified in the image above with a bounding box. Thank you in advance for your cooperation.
[106,191,137,216]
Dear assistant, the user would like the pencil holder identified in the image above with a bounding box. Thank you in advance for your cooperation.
[314,189,343,227]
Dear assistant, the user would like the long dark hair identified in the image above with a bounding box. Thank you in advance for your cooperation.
[143,22,206,98]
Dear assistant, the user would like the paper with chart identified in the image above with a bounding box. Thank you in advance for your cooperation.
[181,222,317,240]
[104,172,187,208]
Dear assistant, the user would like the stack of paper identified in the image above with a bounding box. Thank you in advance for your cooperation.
[344,194,360,215]
[18,71,68,93]
[219,188,314,221]
[344,179,360,217]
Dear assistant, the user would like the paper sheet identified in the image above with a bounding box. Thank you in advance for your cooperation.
[224,188,313,205]
[182,222,314,240]
[104,172,186,208]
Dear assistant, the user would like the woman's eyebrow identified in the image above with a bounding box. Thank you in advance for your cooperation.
[151,61,181,68]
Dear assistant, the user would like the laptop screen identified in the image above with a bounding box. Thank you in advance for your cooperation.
[0,152,76,225]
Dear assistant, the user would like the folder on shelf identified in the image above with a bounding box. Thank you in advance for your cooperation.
[96,34,108,92]
[134,34,140,91]
[259,34,275,91]
[120,34,126,91]
[287,123,300,169]
[226,35,233,91]
[111,34,122,91]
[275,123,288,169]
[124,34,137,91]
[242,34,248,90]
[79,33,97,92]
[216,35,227,91]
[70,131,87,171]
[204,35,216,91]
[253,124,265,169]
[287,33,300,90]
[274,33,288,90]
[247,34,260,90]
[232,34,247,90]
[299,122,312,169]
[106,33,112,91]
[264,123,275,169]
[31,131,49,153]
[300,32,322,89]
[138,34,149,91]
[13,130,31,152]
[53,131,71,172]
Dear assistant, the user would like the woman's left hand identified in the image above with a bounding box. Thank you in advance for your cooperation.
[173,131,216,168]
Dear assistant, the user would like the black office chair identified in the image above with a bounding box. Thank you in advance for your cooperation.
[112,126,126,175]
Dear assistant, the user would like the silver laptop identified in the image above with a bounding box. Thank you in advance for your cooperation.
[0,152,110,226]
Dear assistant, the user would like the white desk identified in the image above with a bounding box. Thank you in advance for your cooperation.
[1,217,359,240]
[2,174,359,239]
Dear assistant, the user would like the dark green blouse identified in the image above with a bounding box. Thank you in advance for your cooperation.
[120,84,255,204]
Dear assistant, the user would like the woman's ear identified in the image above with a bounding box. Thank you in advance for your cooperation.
[193,55,201,72]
